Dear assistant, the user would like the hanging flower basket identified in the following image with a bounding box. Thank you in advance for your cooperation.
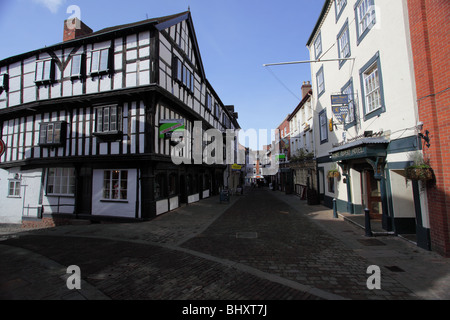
[327,169,340,178]
[405,165,433,181]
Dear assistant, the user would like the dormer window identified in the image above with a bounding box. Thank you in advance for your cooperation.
[70,54,85,79]
[90,48,110,75]
[35,59,55,84]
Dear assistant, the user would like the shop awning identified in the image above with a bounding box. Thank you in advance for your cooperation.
[329,137,389,161]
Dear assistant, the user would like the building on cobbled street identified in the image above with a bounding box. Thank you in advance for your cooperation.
[0,11,240,226]
[305,0,445,253]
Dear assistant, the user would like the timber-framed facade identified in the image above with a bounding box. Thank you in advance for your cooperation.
[0,11,239,225]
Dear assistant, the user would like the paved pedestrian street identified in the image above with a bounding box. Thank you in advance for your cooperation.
[1,188,449,303]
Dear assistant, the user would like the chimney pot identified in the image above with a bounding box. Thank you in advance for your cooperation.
[301,81,312,98]
[64,17,93,42]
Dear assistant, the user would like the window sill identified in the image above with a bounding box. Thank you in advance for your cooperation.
[93,131,123,142]
[35,80,55,87]
[364,106,384,121]
[90,70,111,79]
[39,143,64,148]
[46,194,75,198]
[70,74,85,81]
[100,199,128,203]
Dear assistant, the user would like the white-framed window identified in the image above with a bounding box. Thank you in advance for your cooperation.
[35,59,54,83]
[316,66,325,97]
[39,121,66,146]
[103,170,128,200]
[355,0,376,43]
[70,54,84,78]
[319,109,328,144]
[90,48,110,74]
[314,32,322,59]
[337,22,350,63]
[335,0,347,20]
[95,105,122,133]
[8,180,21,198]
[360,52,385,120]
[47,168,76,196]
[342,80,355,125]
[363,62,381,114]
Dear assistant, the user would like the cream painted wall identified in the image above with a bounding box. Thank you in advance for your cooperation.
[309,0,419,159]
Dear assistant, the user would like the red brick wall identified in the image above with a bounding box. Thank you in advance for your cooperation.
[408,0,450,256]
[277,117,291,159]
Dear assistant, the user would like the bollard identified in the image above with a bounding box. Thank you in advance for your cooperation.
[333,198,338,218]
[364,207,373,237]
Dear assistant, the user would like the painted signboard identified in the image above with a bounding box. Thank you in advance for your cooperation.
[332,105,349,123]
[159,119,185,139]
[331,94,349,105]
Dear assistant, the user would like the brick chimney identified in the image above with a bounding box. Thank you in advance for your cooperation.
[63,17,93,42]
[301,81,312,98]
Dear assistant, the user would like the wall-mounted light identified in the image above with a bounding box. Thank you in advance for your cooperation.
[417,121,424,131]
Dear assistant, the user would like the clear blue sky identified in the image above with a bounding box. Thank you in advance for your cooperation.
[0,0,324,148]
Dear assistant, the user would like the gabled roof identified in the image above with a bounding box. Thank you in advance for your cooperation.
[1,10,206,80]
[84,11,189,39]
[287,89,312,122]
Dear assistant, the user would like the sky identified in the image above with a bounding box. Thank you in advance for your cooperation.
[0,0,325,148]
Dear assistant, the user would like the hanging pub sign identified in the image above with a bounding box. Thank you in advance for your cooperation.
[159,119,185,139]
[332,105,349,123]
[331,94,349,105]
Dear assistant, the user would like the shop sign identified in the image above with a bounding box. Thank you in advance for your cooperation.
[159,119,185,138]
[331,94,349,105]
[331,146,365,160]
[330,145,387,161]
[231,163,242,171]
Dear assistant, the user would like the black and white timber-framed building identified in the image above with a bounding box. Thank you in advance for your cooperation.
[0,11,240,224]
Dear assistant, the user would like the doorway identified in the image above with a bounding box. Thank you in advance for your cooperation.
[362,170,382,220]
[76,167,92,214]
[179,175,187,204]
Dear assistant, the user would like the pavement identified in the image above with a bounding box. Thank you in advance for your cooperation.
[1,186,449,302]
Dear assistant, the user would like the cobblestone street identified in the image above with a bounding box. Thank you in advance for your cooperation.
[1,187,449,303]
